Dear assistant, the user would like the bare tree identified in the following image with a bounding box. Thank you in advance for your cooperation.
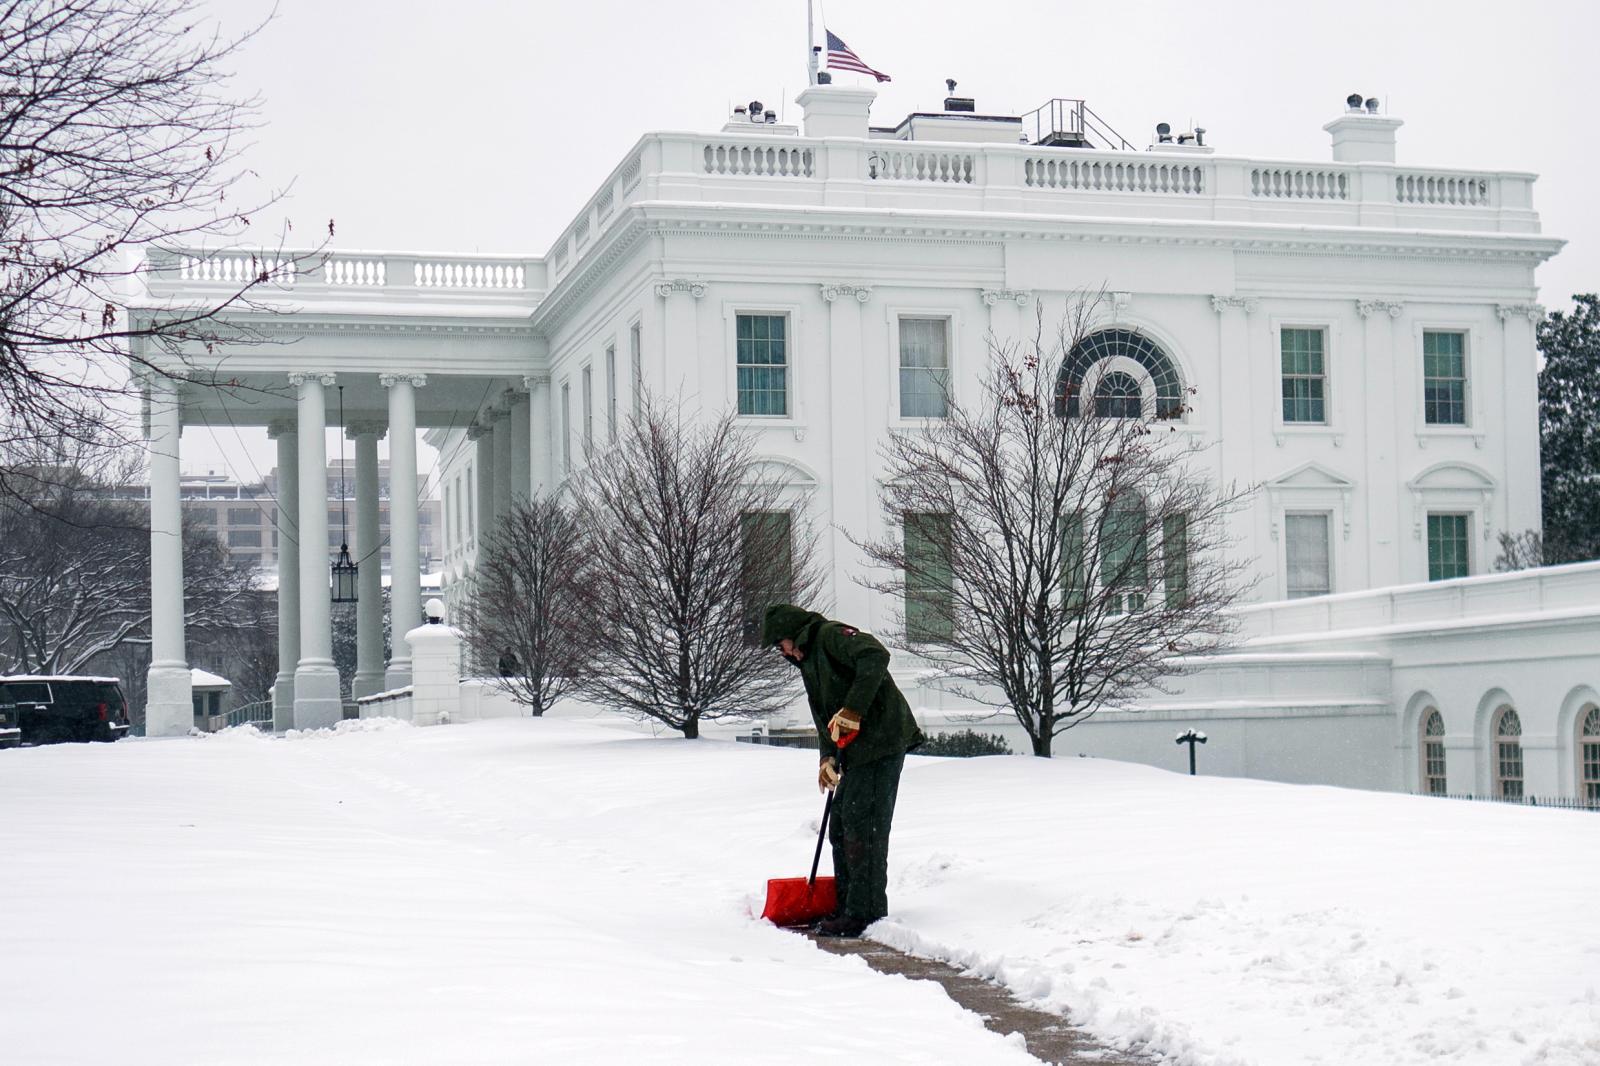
[0,432,259,682]
[857,297,1253,756]
[574,401,823,738]
[1493,529,1550,572]
[461,497,592,716]
[0,0,320,501]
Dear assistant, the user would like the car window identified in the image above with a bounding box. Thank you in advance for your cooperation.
[93,682,125,710]
[1,682,51,704]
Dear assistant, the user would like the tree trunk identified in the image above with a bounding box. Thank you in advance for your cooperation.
[682,713,700,739]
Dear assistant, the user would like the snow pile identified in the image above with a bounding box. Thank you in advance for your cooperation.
[1,717,1595,1065]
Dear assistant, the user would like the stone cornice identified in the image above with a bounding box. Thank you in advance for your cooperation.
[378,372,428,388]
[243,319,535,339]
[653,278,707,298]
[287,371,336,387]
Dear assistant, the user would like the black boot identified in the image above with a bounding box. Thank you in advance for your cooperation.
[815,914,870,939]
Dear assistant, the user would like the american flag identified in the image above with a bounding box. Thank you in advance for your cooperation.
[825,29,891,83]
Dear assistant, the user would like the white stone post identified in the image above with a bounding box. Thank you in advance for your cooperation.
[474,421,496,546]
[144,374,193,737]
[1211,296,1258,582]
[822,283,874,625]
[525,373,553,497]
[351,421,385,700]
[492,405,513,520]
[406,599,462,726]
[383,373,425,690]
[290,371,343,729]
[509,389,531,508]
[655,279,706,404]
[1358,300,1405,588]
[268,420,300,731]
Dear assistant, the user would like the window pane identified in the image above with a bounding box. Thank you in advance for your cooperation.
[1423,331,1467,425]
[1285,513,1331,598]
[1061,512,1086,610]
[1280,329,1327,424]
[1163,514,1188,608]
[741,512,793,644]
[1427,513,1470,581]
[736,314,788,416]
[1101,498,1148,614]
[905,513,953,642]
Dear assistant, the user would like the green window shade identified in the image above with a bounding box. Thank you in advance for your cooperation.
[1061,512,1087,610]
[1423,331,1467,426]
[1426,513,1470,581]
[1102,498,1148,614]
[899,318,949,418]
[1280,328,1326,423]
[905,513,953,642]
[736,314,789,416]
[1162,513,1188,608]
[740,511,793,643]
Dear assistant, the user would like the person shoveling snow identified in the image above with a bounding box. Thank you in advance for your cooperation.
[762,604,925,939]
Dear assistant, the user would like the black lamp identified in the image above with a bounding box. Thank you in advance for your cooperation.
[331,384,358,603]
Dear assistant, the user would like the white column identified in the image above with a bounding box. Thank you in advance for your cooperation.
[290,371,343,729]
[1359,300,1404,588]
[351,422,385,700]
[822,283,873,625]
[655,279,705,405]
[268,420,300,731]
[525,373,553,497]
[492,405,513,520]
[383,373,425,690]
[144,374,192,737]
[1212,297,1257,586]
[474,422,496,545]
[509,389,531,508]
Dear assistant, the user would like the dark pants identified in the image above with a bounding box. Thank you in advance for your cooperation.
[830,753,905,922]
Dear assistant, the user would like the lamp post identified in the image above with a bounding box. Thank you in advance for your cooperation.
[1175,728,1207,776]
[331,385,358,603]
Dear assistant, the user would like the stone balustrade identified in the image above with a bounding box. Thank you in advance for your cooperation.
[145,247,544,301]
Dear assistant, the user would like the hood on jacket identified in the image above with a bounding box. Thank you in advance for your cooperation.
[761,604,825,648]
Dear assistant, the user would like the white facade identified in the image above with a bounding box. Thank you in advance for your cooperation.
[130,85,1597,799]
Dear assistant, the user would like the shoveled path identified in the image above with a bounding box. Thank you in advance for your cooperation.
[806,932,1154,1065]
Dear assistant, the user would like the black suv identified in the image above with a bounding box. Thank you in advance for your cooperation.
[0,676,131,745]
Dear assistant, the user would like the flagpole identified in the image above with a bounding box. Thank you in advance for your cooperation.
[806,0,817,85]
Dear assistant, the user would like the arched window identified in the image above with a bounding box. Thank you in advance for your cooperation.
[1093,371,1143,418]
[1101,492,1148,614]
[1056,329,1184,420]
[1421,709,1446,795]
[1494,707,1523,800]
[1580,706,1600,804]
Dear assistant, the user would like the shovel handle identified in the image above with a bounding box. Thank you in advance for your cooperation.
[807,789,832,887]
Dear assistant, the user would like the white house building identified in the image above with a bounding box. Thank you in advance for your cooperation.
[128,82,1600,801]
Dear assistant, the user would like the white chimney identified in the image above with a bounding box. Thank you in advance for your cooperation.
[795,85,876,139]
[1323,99,1402,164]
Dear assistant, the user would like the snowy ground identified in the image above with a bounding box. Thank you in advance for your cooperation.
[1,716,1596,1066]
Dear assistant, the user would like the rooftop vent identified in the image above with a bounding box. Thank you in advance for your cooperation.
[943,78,974,113]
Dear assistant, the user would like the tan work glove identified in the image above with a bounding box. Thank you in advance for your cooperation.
[828,709,862,745]
[818,756,840,793]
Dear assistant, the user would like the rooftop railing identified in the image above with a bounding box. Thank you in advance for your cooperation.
[142,248,547,305]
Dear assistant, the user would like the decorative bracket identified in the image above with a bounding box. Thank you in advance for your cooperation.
[654,278,707,299]
[344,419,387,440]
[1496,303,1544,323]
[1356,299,1404,319]
[287,371,337,387]
[821,283,873,304]
[1210,294,1259,314]
[522,373,552,389]
[378,373,428,389]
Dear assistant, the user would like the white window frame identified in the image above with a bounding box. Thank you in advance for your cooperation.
[1424,510,1473,582]
[892,312,955,421]
[1411,319,1484,445]
[581,362,594,453]
[1579,704,1600,804]
[1283,510,1334,600]
[1264,463,1353,599]
[629,319,643,421]
[1270,317,1340,440]
[560,380,572,474]
[1420,708,1447,796]
[1493,705,1524,800]
[725,303,803,427]
[605,343,618,443]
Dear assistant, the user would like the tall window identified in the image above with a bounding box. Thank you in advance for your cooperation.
[1061,511,1087,610]
[561,383,572,472]
[1280,328,1327,424]
[740,511,793,643]
[1422,709,1446,795]
[630,323,643,419]
[1494,707,1523,800]
[1094,372,1143,419]
[1427,513,1470,581]
[736,313,788,416]
[605,345,618,443]
[465,466,475,540]
[582,365,594,451]
[899,317,949,418]
[1423,331,1467,425]
[1581,706,1600,803]
[455,475,464,546]
[443,484,452,548]
[1285,513,1332,599]
[905,513,953,643]
[1163,513,1188,608]
[1101,494,1148,614]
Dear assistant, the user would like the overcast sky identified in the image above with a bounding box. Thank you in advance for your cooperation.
[189,0,1599,480]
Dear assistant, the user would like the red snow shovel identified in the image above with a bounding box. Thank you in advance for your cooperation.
[761,733,856,927]
[760,789,838,926]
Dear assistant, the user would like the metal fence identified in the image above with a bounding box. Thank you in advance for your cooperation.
[1427,792,1600,813]
[221,700,273,730]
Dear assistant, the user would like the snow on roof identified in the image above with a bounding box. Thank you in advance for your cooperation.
[190,668,232,688]
[0,675,121,684]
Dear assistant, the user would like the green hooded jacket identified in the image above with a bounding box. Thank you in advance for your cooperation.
[761,604,924,767]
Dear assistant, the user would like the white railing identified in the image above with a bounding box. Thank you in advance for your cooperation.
[703,142,815,177]
[1027,155,1205,194]
[147,249,543,300]
[1395,170,1492,206]
[1250,165,1349,201]
[1238,561,1600,641]
[872,147,975,184]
